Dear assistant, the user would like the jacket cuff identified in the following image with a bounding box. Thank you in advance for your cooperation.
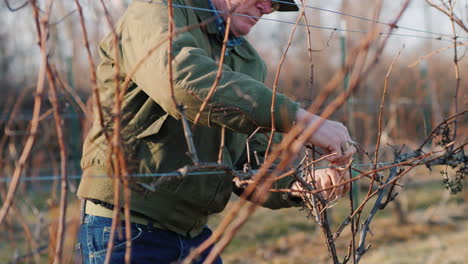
[278,177,304,207]
[264,175,304,209]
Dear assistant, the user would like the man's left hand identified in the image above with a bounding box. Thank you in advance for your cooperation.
[290,168,351,201]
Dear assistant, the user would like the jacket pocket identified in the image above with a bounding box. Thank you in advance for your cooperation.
[135,113,169,139]
[171,171,232,212]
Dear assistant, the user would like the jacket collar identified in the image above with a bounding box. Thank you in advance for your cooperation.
[190,0,253,58]
[191,1,242,45]
[208,0,243,46]
[191,0,220,35]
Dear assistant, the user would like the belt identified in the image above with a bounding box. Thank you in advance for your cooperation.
[84,200,157,227]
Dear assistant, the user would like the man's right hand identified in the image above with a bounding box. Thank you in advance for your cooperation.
[295,108,356,165]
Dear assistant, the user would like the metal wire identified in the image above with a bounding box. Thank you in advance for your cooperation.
[0,162,398,183]
[135,0,466,42]
[274,0,467,40]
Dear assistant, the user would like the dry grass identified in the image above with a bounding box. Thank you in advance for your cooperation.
[363,222,468,264]
[219,205,467,264]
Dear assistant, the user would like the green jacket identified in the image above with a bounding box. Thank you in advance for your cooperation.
[78,0,300,237]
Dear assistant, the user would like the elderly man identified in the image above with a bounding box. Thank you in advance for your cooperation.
[77,0,356,263]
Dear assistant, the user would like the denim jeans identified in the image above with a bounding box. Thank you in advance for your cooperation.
[76,214,222,264]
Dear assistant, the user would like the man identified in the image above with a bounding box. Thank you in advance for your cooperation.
[77,0,356,263]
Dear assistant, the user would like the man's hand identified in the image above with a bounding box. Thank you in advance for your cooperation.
[295,108,356,165]
[291,168,351,201]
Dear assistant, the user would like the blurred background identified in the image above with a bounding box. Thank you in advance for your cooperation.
[0,0,467,263]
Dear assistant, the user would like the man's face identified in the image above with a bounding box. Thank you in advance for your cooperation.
[216,0,277,37]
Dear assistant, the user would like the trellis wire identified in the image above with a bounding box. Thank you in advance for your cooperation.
[0,101,444,122]
[0,161,413,183]
[133,0,467,41]
[274,0,466,39]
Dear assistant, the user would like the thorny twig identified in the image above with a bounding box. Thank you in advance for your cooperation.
[97,1,132,264]
[364,48,404,250]
[293,159,339,263]
[374,47,403,168]
[181,108,200,164]
[303,150,322,224]
[300,0,315,91]
[355,150,425,262]
[425,0,468,33]
[265,7,304,158]
[245,127,261,165]
[165,0,201,165]
[45,39,69,264]
[418,109,467,150]
[49,119,68,262]
[347,166,356,264]
[73,0,109,141]
[447,0,462,150]
[408,43,468,68]
[343,142,464,261]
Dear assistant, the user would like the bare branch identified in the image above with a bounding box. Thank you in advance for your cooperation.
[192,3,232,128]
[425,0,468,33]
[265,8,303,158]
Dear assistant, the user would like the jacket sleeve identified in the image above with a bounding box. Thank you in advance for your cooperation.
[119,1,299,135]
[233,133,303,209]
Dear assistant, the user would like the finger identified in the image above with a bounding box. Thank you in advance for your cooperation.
[324,144,343,164]
[326,174,338,200]
[332,145,356,166]
[315,173,330,198]
[340,141,355,153]
[314,175,324,195]
[320,171,334,199]
[306,170,318,187]
[341,145,356,164]
[327,168,344,198]
[342,170,351,194]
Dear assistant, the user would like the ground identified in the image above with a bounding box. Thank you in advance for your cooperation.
[216,203,468,264]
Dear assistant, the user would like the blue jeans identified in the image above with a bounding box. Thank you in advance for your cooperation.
[76,214,222,264]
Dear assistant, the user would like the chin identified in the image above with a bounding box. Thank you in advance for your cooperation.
[230,20,254,37]
[237,30,251,36]
[233,26,252,37]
